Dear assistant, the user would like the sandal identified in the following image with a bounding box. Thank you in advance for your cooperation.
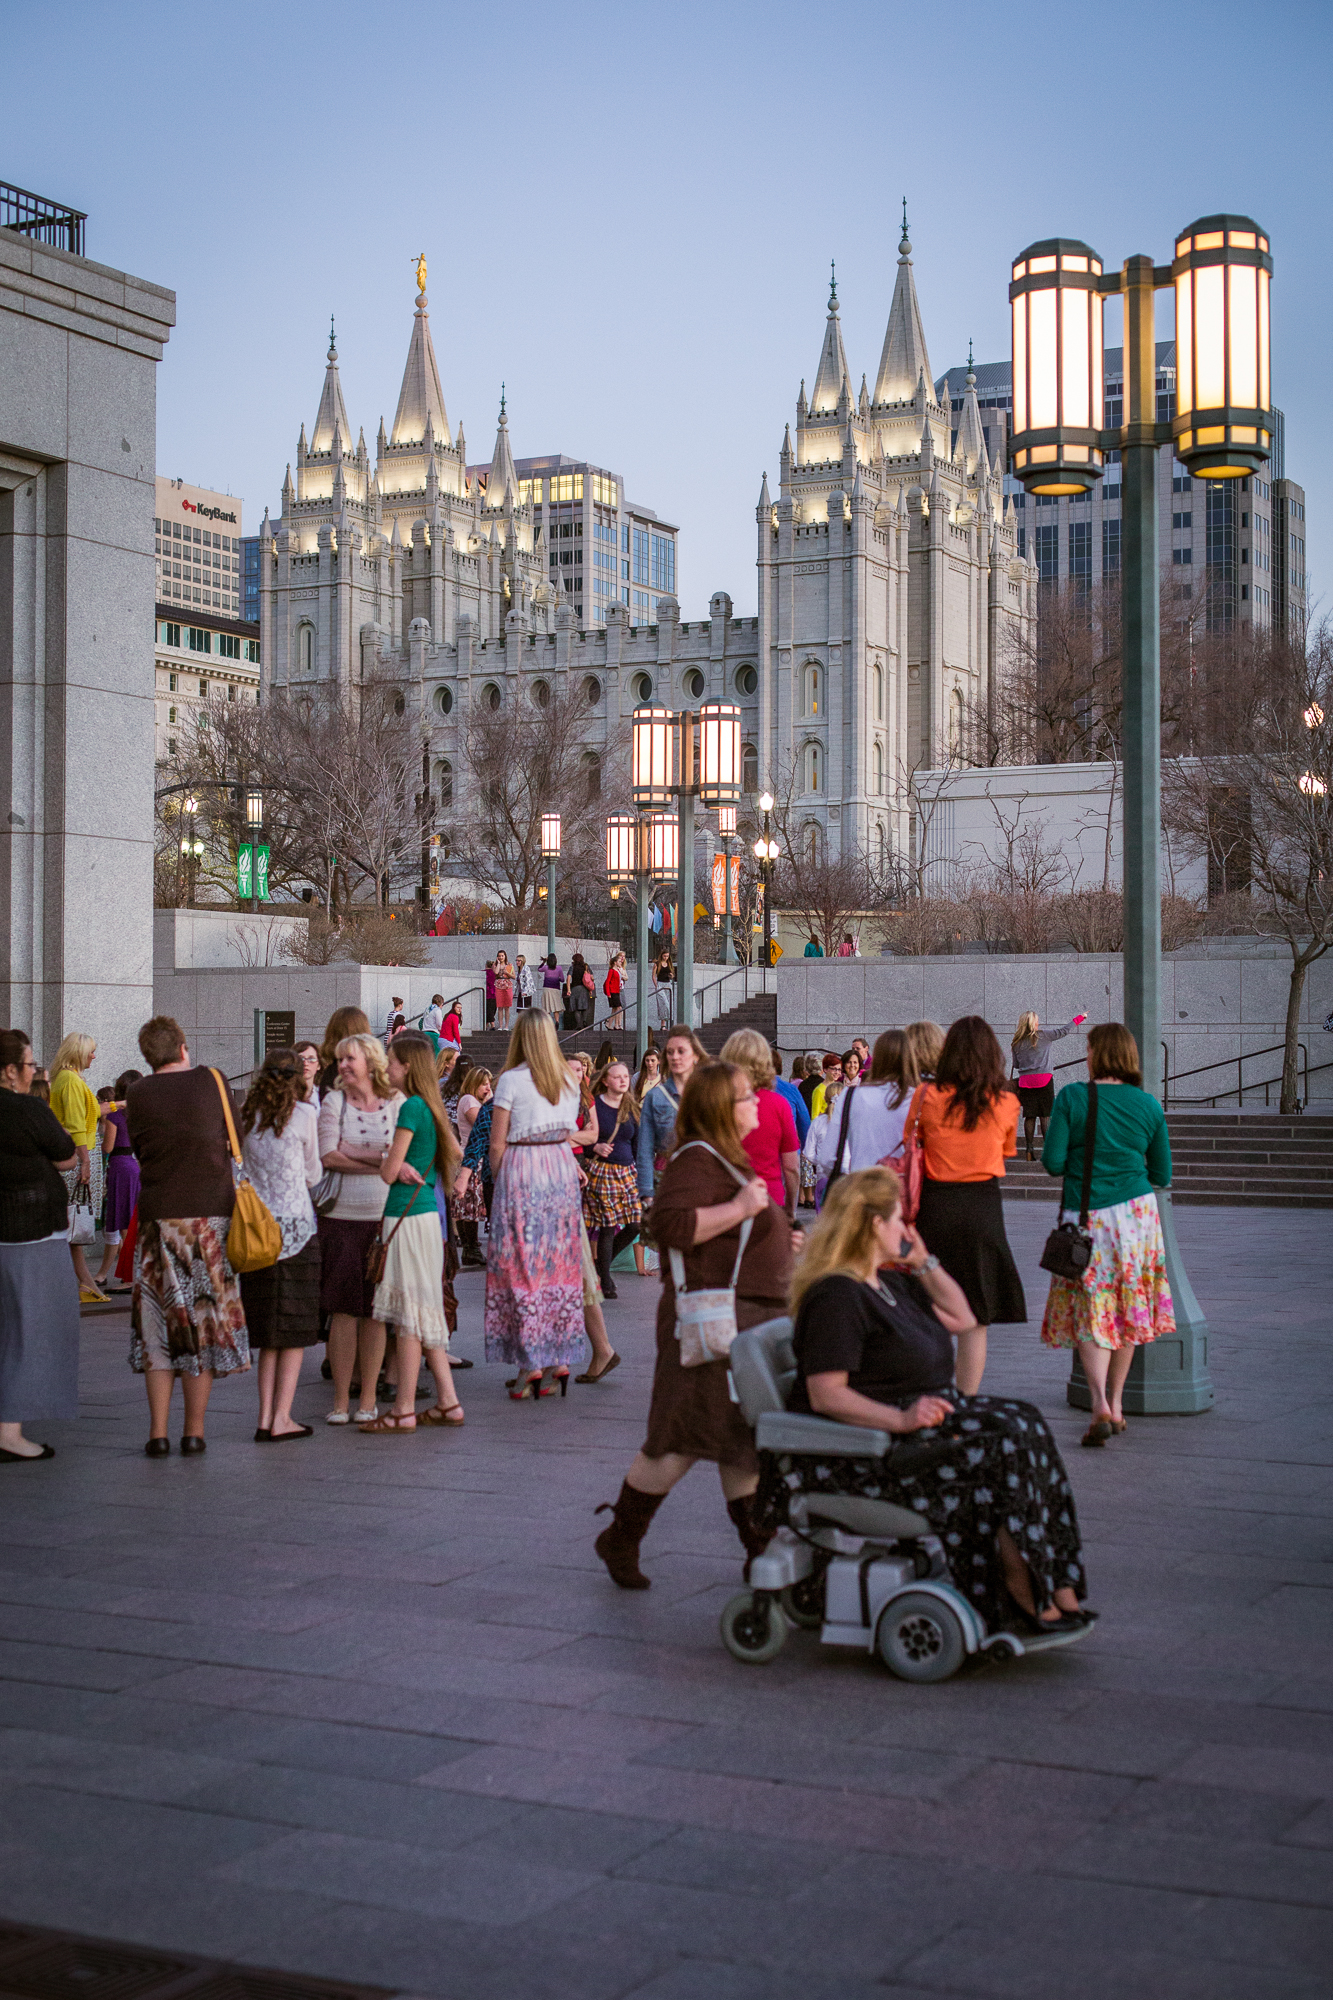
[509,1373,543,1401]
[360,1410,417,1434]
[1108,1417,1127,1434]
[1081,1419,1114,1447]
[418,1402,465,1427]
[575,1352,621,1385]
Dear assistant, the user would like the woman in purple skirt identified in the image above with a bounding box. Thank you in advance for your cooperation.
[96,1069,142,1292]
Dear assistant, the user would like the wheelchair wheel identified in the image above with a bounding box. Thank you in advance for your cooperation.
[720,1591,788,1663]
[876,1591,968,1683]
[779,1572,826,1630]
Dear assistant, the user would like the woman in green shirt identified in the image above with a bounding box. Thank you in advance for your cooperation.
[363,1033,463,1435]
[1040,1022,1175,1445]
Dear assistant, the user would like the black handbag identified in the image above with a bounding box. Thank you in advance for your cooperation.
[1039,1080,1099,1283]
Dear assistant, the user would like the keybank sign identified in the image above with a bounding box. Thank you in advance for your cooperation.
[180,498,238,526]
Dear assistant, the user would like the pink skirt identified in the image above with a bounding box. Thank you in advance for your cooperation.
[484,1142,585,1369]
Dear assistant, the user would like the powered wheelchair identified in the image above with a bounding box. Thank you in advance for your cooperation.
[720,1318,1093,1682]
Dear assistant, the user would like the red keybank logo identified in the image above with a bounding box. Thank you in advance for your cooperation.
[181,499,238,525]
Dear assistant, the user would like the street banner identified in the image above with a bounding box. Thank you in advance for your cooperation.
[236,844,253,900]
[711,853,741,917]
[256,845,271,901]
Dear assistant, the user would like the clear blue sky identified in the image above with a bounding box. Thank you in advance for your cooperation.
[8,0,1329,619]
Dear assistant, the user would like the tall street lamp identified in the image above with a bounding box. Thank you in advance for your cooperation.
[541,812,561,960]
[1010,212,1272,1417]
[753,789,779,966]
[633,701,742,1036]
[718,804,737,966]
[243,788,265,911]
[607,810,679,1062]
[180,793,203,907]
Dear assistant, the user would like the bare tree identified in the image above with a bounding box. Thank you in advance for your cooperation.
[758,754,892,955]
[1163,618,1333,1111]
[453,683,628,912]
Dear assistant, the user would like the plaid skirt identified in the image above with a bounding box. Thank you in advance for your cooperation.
[582,1161,641,1230]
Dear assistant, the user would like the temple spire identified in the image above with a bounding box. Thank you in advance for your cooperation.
[310,319,352,454]
[484,384,518,509]
[810,263,851,416]
[954,337,988,479]
[873,204,934,405]
[390,263,451,447]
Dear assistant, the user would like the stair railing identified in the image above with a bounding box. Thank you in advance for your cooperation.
[1161,1040,1311,1110]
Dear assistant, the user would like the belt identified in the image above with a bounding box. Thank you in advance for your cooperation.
[508,1132,572,1146]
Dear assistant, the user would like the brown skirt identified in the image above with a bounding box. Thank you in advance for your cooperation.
[317,1215,382,1321]
[641,1290,781,1472]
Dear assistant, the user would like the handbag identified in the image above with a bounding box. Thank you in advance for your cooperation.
[667,1141,755,1368]
[884,1083,927,1224]
[1040,1080,1099,1283]
[68,1184,96,1245]
[365,1174,427,1288]
[311,1096,344,1216]
[210,1068,283,1274]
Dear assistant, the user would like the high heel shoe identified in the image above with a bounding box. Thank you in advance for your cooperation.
[554,1369,570,1398]
[509,1373,543,1401]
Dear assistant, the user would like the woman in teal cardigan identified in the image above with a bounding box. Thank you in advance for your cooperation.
[1040,1021,1175,1446]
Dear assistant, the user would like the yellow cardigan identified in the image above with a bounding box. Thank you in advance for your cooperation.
[51,1067,99,1148]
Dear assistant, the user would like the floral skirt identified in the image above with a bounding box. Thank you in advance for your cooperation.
[484,1142,585,1370]
[452,1170,488,1224]
[131,1216,250,1377]
[1041,1192,1175,1352]
[754,1394,1086,1630]
[582,1161,641,1231]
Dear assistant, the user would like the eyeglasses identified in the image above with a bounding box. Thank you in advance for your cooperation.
[733,1090,757,1106]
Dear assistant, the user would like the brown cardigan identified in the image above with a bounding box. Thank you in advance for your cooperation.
[127,1068,237,1223]
[643,1140,793,1468]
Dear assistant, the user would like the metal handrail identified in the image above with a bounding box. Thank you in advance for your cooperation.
[1162,1039,1310,1109]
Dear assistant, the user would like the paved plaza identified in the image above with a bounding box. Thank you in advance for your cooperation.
[2,1204,1332,2000]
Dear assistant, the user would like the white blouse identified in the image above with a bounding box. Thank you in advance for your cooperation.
[241,1100,320,1260]
[317,1088,405,1221]
[492,1064,580,1141]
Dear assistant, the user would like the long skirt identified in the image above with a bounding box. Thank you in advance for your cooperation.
[372,1211,448,1348]
[453,1168,488,1225]
[916,1176,1027,1326]
[582,1161,641,1231]
[1041,1192,1175,1352]
[0,1236,81,1421]
[754,1393,1087,1630]
[131,1216,250,1377]
[240,1234,323,1349]
[484,1141,585,1370]
[103,1154,140,1236]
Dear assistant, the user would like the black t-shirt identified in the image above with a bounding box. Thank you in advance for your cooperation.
[0,1089,76,1241]
[789,1271,955,1411]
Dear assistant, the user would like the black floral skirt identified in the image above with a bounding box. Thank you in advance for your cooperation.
[754,1394,1086,1631]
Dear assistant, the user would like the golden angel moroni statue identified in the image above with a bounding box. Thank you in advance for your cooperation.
[414,252,427,297]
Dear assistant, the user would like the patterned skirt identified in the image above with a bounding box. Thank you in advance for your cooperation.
[131,1216,250,1377]
[754,1393,1086,1630]
[452,1170,488,1224]
[582,1161,641,1231]
[484,1141,586,1370]
[1041,1192,1175,1352]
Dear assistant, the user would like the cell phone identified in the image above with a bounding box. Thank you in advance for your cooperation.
[899,1235,914,1259]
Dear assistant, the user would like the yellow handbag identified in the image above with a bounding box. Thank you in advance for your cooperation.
[209,1068,283,1273]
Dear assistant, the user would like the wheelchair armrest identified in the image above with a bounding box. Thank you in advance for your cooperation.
[755,1411,892,1458]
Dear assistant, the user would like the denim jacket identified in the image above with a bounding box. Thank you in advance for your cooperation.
[635,1075,682,1197]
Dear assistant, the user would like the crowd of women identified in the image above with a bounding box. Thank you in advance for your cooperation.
[2,997,1177,1638]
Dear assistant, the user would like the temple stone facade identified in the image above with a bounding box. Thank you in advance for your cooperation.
[259,224,1034,875]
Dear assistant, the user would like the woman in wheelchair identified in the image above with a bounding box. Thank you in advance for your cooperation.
[785,1169,1090,1635]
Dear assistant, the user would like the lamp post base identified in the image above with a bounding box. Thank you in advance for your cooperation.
[1065,1190,1214,1415]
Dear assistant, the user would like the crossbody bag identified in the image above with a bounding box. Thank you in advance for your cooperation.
[365,1173,427,1286]
[668,1140,754,1369]
[210,1069,283,1274]
[1039,1081,1099,1283]
[310,1096,345,1216]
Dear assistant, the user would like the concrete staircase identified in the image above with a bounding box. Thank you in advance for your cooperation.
[1002,1109,1333,1209]
[454,992,779,1077]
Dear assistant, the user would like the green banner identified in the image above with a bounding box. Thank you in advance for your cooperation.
[257,845,271,902]
[236,844,253,900]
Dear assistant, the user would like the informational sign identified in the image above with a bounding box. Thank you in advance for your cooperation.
[711,853,741,917]
[253,1009,296,1064]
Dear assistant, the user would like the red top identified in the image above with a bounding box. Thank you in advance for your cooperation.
[742,1087,799,1207]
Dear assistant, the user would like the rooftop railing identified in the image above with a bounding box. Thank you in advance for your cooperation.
[1,180,86,256]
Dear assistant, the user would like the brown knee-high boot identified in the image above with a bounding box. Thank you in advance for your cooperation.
[594,1482,665,1589]
[727,1494,772,1580]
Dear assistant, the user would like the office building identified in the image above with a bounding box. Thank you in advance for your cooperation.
[155,475,244,616]
[154,612,261,763]
[935,347,1291,632]
[240,533,262,623]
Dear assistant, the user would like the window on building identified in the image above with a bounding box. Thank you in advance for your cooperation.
[582,751,601,802]
[434,684,453,715]
[299,626,313,673]
[650,534,675,593]
[804,742,821,794]
[684,668,705,699]
[436,759,453,807]
[228,684,236,701]
[1206,482,1236,630]
[742,742,758,794]
[198,679,208,697]
[632,672,653,702]
[1173,548,1193,565]
[168,672,178,692]
[736,664,758,696]
[168,706,176,723]
[873,663,883,721]
[1070,520,1091,589]
[482,682,501,711]
[168,738,177,756]
[187,627,210,653]
[532,679,550,709]
[245,640,261,665]
[948,686,965,757]
[217,633,240,660]
[873,738,884,794]
[1102,518,1121,576]
[1172,512,1193,530]
[1035,524,1059,583]
[804,663,820,716]
[632,528,651,585]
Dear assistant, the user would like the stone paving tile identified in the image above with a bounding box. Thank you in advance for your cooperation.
[3,1204,1331,1999]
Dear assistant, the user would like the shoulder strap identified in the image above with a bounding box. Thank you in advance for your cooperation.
[903,1080,927,1141]
[672,1138,749,1187]
[210,1068,242,1164]
[1078,1082,1098,1227]
[831,1085,856,1175]
[668,1214,754,1298]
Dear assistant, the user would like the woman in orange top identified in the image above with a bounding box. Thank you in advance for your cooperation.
[914,1015,1025,1394]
